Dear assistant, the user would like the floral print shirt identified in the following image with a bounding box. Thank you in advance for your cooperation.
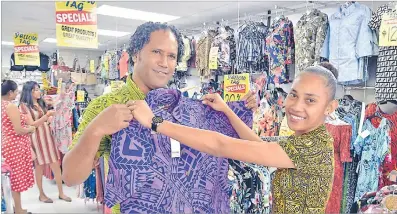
[294,9,329,75]
[265,17,295,86]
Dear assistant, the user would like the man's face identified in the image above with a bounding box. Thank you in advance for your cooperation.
[133,29,178,91]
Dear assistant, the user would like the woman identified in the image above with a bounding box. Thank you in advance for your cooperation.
[19,81,71,203]
[128,63,339,213]
[1,80,35,214]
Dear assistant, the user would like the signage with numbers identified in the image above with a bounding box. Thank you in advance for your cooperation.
[223,73,250,102]
[379,13,397,47]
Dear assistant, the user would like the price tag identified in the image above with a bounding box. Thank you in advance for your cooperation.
[360,130,370,139]
[41,73,49,89]
[57,78,62,94]
[208,47,219,70]
[379,13,397,47]
[76,90,85,102]
[90,60,95,73]
[104,56,109,71]
[170,138,181,158]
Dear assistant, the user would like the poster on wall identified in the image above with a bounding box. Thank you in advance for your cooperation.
[223,73,250,102]
[55,1,98,49]
[13,32,40,66]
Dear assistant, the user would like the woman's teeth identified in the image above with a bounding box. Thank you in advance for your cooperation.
[291,115,305,120]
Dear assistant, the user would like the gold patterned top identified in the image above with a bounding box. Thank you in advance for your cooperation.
[272,125,335,213]
[68,75,145,158]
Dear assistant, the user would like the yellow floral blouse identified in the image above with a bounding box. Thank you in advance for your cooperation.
[272,125,335,213]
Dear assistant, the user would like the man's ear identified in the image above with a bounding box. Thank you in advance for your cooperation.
[326,99,339,115]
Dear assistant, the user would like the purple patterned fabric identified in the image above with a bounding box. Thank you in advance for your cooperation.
[105,88,253,214]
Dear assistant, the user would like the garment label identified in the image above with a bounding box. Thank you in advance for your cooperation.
[170,138,181,158]
[379,13,397,47]
[208,47,219,69]
[90,60,95,73]
[360,130,370,139]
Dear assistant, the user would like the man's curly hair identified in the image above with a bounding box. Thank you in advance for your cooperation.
[128,22,184,66]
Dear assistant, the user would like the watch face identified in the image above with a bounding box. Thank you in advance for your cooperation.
[152,116,163,123]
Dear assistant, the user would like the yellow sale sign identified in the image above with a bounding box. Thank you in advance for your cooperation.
[13,32,40,66]
[55,1,98,48]
[223,73,250,102]
[379,14,397,47]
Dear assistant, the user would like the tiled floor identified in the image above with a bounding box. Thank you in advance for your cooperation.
[20,178,102,213]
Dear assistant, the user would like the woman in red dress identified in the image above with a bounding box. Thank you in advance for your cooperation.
[1,80,36,214]
[19,81,71,203]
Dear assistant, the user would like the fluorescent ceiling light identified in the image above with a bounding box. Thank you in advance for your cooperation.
[2,41,14,46]
[97,5,180,22]
[98,29,130,37]
[43,38,57,43]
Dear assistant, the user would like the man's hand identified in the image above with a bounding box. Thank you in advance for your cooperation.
[90,103,135,137]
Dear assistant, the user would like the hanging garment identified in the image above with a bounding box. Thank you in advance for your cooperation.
[187,38,197,68]
[83,169,97,201]
[365,103,397,188]
[175,36,191,72]
[196,30,217,78]
[272,125,334,213]
[294,9,329,75]
[237,22,269,74]
[368,4,397,102]
[321,2,377,84]
[325,124,353,214]
[353,118,391,202]
[1,101,35,192]
[104,88,253,213]
[119,51,129,79]
[52,85,76,154]
[265,17,294,86]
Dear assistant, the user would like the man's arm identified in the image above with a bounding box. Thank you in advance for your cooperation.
[62,98,109,186]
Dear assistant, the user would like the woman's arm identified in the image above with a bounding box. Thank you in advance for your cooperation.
[20,103,52,127]
[157,121,294,168]
[5,103,34,135]
[131,100,295,169]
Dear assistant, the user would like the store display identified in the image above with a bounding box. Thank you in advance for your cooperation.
[368,3,397,102]
[2,1,395,214]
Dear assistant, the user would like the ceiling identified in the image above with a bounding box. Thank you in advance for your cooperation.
[1,1,386,53]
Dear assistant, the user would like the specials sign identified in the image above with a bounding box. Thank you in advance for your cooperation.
[223,73,250,102]
[13,32,40,66]
[55,1,98,49]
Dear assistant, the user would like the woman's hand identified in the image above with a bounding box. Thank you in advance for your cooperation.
[202,91,258,112]
[241,91,258,111]
[129,100,155,129]
[46,110,56,117]
[27,125,36,134]
[202,93,229,112]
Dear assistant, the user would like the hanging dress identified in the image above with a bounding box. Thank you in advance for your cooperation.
[1,100,35,192]
[20,103,60,165]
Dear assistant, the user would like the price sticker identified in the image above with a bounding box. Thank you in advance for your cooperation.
[208,47,219,70]
[76,90,85,102]
[90,60,95,73]
[170,138,181,158]
[57,78,62,94]
[379,13,397,47]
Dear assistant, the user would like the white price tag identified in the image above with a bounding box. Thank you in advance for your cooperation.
[360,130,370,139]
[171,138,181,158]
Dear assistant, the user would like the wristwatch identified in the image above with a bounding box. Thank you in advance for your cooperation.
[151,116,164,133]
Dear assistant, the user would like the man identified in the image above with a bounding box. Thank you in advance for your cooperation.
[62,21,257,213]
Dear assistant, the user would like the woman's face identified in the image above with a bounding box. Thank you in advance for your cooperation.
[31,85,42,100]
[284,73,337,135]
